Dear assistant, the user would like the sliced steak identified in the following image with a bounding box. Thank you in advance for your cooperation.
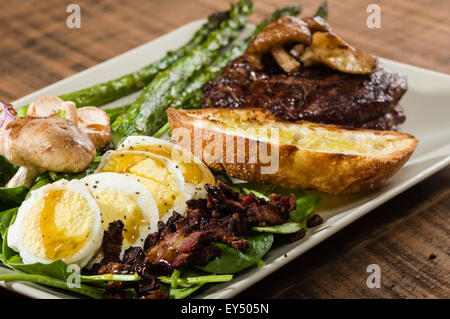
[202,56,407,130]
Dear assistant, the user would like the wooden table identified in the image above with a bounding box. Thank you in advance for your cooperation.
[0,0,448,299]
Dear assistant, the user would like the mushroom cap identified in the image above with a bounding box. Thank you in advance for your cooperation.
[245,16,312,70]
[77,106,111,148]
[300,32,378,74]
[0,117,96,173]
[304,16,331,33]
[27,96,78,124]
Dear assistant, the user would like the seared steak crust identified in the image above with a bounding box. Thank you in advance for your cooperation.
[202,57,407,130]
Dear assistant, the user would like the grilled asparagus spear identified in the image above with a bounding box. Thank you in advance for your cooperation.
[111,0,253,140]
[60,11,229,107]
[148,5,302,138]
[170,5,303,110]
[104,104,131,123]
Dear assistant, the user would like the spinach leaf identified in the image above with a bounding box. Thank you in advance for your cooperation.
[0,207,18,263]
[252,195,321,235]
[196,233,274,274]
[0,273,105,299]
[253,222,302,234]
[0,155,18,186]
[1,229,18,264]
[47,156,101,182]
[290,195,321,227]
[0,207,17,235]
[7,259,70,281]
[0,186,29,210]
[241,182,305,199]
[25,174,52,199]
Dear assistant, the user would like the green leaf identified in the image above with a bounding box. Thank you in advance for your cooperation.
[2,228,18,264]
[0,186,29,210]
[241,186,268,200]
[0,273,105,299]
[57,109,66,119]
[0,155,18,186]
[314,1,328,19]
[0,207,18,263]
[16,106,27,117]
[169,284,205,299]
[253,222,302,234]
[290,195,321,227]
[253,195,321,235]
[0,207,18,235]
[25,174,52,199]
[238,182,305,199]
[196,233,273,274]
[44,155,101,182]
[7,260,70,281]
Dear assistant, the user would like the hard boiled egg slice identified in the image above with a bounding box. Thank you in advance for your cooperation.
[7,179,102,267]
[82,172,159,250]
[96,150,186,221]
[118,136,215,198]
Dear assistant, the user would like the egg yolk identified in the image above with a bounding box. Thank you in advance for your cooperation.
[92,189,148,246]
[129,145,210,185]
[99,152,180,217]
[22,190,93,260]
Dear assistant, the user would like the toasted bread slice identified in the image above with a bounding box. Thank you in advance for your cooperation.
[167,108,418,194]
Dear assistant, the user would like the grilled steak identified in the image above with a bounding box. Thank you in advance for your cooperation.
[202,56,407,130]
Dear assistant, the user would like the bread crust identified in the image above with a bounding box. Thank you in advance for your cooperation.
[167,108,418,194]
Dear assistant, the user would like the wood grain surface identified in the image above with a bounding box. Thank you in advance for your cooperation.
[0,0,448,299]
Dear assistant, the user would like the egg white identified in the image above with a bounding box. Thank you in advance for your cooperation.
[7,179,103,267]
[81,172,159,251]
[118,136,215,199]
[96,150,187,221]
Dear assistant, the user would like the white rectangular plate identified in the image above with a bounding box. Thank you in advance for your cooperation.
[1,20,449,299]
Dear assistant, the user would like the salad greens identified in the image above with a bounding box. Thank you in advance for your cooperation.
[291,195,322,229]
[0,186,29,210]
[169,284,205,299]
[252,195,321,235]
[158,269,234,299]
[253,222,303,234]
[0,156,27,209]
[0,273,105,299]
[0,155,19,186]
[196,233,274,274]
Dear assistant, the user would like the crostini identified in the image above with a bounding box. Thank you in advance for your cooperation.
[167,108,418,194]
